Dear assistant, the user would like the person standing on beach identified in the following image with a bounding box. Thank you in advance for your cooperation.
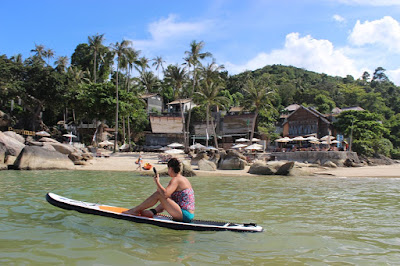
[136,155,143,171]
[124,158,195,223]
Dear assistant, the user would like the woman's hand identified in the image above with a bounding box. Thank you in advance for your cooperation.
[154,173,160,182]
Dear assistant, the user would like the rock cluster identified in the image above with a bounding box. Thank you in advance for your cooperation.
[0,131,93,170]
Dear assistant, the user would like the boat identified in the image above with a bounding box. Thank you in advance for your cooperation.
[46,193,263,232]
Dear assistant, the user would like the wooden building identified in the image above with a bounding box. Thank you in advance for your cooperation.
[282,105,332,138]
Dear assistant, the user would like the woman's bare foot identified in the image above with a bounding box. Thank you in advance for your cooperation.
[122,208,141,216]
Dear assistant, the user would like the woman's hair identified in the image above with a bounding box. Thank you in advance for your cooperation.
[167,158,181,173]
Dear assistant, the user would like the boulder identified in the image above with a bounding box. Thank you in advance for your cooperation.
[182,160,196,177]
[0,143,5,163]
[322,160,337,168]
[68,151,83,162]
[219,157,246,170]
[198,159,217,171]
[14,146,75,170]
[39,137,59,143]
[248,161,275,175]
[209,152,221,166]
[191,151,209,165]
[4,131,25,143]
[275,162,295,175]
[0,131,25,156]
[4,155,17,166]
[42,143,57,152]
[48,142,75,155]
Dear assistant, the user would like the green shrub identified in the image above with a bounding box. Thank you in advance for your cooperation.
[352,140,374,157]
[390,148,400,159]
[371,138,393,157]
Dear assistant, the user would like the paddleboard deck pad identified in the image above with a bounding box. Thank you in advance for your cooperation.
[46,193,263,232]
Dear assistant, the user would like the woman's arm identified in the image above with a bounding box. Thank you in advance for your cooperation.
[154,174,178,198]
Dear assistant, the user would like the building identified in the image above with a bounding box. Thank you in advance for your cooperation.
[167,99,196,114]
[141,93,163,114]
[282,105,332,138]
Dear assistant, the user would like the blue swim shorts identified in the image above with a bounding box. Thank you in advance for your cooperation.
[181,209,194,223]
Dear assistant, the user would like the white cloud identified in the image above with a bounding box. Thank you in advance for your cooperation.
[349,16,400,52]
[225,32,359,78]
[387,68,400,85]
[335,0,400,6]
[333,14,346,23]
[131,14,213,52]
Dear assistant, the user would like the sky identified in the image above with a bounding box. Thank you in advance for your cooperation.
[1,0,400,84]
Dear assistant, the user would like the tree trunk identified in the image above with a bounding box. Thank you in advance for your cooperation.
[114,64,119,153]
[210,110,219,148]
[249,110,258,142]
[93,51,97,83]
[205,104,209,147]
[180,100,186,147]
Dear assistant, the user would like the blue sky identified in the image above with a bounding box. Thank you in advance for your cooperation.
[2,0,400,84]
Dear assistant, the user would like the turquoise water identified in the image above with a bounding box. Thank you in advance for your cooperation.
[1,170,400,265]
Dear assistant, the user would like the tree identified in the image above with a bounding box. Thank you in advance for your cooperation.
[242,75,275,141]
[195,81,228,147]
[110,39,133,152]
[54,56,69,73]
[152,56,165,79]
[372,67,389,82]
[183,40,212,150]
[30,44,46,65]
[88,33,105,83]
[44,48,55,66]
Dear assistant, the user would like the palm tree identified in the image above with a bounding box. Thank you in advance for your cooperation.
[110,39,133,152]
[152,56,165,79]
[30,44,46,64]
[10,53,23,64]
[88,33,105,83]
[242,75,275,142]
[195,81,228,147]
[44,48,55,66]
[135,56,150,74]
[55,56,69,73]
[164,64,188,143]
[183,40,212,150]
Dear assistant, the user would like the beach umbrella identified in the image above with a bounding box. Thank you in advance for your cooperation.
[190,143,205,150]
[305,136,318,141]
[63,132,77,145]
[292,136,306,147]
[158,146,171,151]
[165,148,184,154]
[236,138,250,142]
[167,142,184,148]
[309,140,321,144]
[99,140,114,146]
[330,140,340,144]
[232,143,248,149]
[205,146,218,151]
[251,138,261,142]
[275,137,291,143]
[320,135,335,141]
[245,143,263,150]
[36,131,51,137]
[321,141,329,145]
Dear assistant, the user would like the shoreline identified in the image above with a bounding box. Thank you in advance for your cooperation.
[74,152,400,178]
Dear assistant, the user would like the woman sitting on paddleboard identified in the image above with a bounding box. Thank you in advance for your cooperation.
[123,158,195,223]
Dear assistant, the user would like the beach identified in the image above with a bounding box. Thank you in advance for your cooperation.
[75,152,400,178]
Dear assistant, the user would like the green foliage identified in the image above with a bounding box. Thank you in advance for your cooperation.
[371,138,393,157]
[390,148,400,159]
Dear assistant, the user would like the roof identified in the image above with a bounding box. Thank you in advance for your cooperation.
[283,105,330,125]
[331,106,364,114]
[167,99,192,105]
[284,104,300,112]
[140,93,159,99]
[229,106,243,112]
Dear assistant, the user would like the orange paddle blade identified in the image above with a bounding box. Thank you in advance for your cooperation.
[99,206,129,213]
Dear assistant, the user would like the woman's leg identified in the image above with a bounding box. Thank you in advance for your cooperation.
[123,191,183,220]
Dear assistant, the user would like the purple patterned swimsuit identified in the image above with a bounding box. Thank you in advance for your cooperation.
[171,188,195,211]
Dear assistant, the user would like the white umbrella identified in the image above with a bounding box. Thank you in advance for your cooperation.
[190,143,205,150]
[305,136,318,141]
[275,137,291,143]
[236,138,250,142]
[330,140,340,144]
[245,143,263,150]
[321,141,329,145]
[310,140,321,144]
[292,136,305,141]
[165,148,184,154]
[159,146,171,151]
[251,138,261,142]
[99,140,114,146]
[36,131,51,137]
[232,143,248,149]
[320,135,335,141]
[167,142,184,148]
[206,146,218,151]
[63,132,77,145]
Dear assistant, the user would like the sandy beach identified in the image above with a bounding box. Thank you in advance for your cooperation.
[75,151,400,178]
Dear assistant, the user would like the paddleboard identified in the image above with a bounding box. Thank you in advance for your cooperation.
[46,192,263,232]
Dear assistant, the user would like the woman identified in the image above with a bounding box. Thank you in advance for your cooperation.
[123,158,195,222]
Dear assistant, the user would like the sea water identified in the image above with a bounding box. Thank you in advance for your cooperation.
[1,170,399,264]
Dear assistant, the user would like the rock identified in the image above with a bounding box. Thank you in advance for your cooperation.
[344,158,355,167]
[322,160,337,168]
[82,153,93,160]
[39,137,59,143]
[14,146,75,170]
[42,143,57,152]
[275,162,295,175]
[0,131,25,156]
[248,161,275,175]
[68,151,83,162]
[0,163,6,170]
[3,131,25,143]
[191,151,209,165]
[182,160,196,177]
[209,152,221,166]
[48,142,75,155]
[219,157,246,170]
[73,160,88,165]
[0,143,6,163]
[198,159,217,171]
[4,155,17,166]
